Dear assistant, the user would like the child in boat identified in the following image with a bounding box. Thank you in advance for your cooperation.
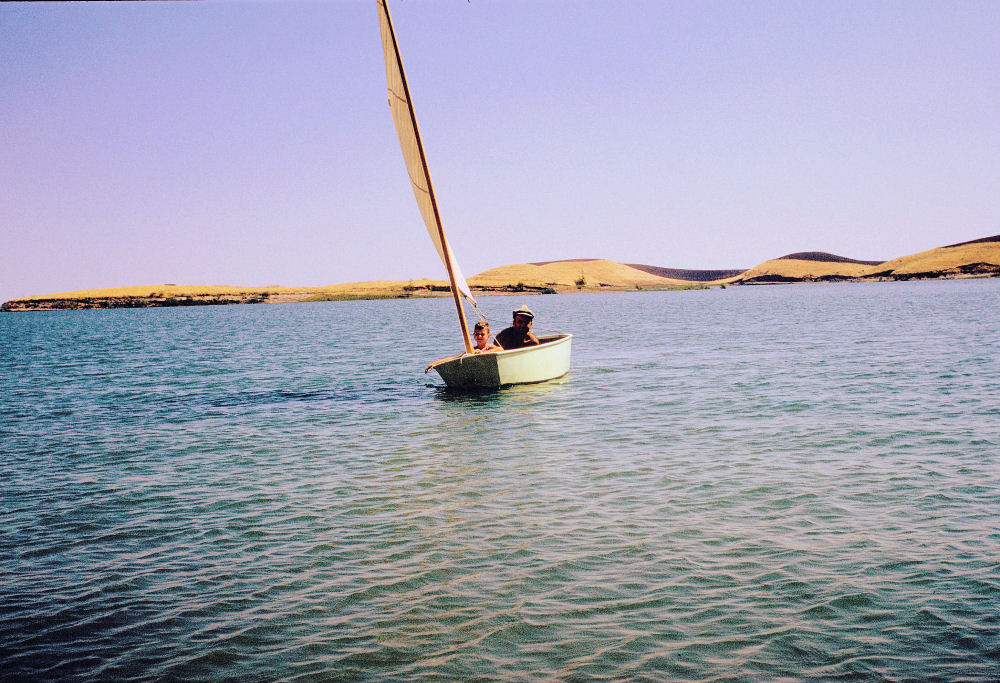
[471,320,501,353]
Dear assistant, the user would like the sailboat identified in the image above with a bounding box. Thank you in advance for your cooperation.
[377,0,571,389]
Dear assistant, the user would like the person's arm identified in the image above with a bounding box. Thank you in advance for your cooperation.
[524,331,540,345]
[493,329,509,350]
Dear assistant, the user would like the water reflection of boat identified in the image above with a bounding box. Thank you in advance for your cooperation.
[377,0,572,389]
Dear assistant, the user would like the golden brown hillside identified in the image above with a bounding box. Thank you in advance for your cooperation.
[1,280,455,310]
[5,236,999,311]
[23,284,277,300]
[865,241,1000,276]
[732,259,875,282]
[470,259,689,290]
[730,236,1000,283]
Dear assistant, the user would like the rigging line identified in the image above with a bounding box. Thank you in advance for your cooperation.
[467,297,488,322]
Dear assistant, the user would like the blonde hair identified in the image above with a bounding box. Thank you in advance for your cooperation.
[473,321,490,333]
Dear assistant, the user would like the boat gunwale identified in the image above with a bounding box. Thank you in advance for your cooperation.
[430,333,571,368]
[488,332,572,359]
[430,333,572,388]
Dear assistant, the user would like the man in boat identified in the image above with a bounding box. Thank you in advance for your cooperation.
[494,305,540,350]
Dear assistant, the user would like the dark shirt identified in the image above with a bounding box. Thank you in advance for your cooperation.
[495,326,540,350]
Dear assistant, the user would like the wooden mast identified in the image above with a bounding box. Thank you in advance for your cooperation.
[379,0,474,354]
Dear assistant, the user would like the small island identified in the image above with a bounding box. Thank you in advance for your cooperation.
[4,235,998,312]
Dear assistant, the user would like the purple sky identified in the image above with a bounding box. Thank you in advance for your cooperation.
[3,1,999,303]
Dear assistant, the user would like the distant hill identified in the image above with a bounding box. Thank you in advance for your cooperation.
[530,258,743,283]
[732,236,1000,284]
[859,236,1000,279]
[945,234,1000,248]
[5,235,1000,311]
[624,264,746,282]
[471,259,691,289]
[511,236,1000,286]
[776,252,884,265]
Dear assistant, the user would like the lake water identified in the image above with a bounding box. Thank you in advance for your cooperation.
[2,279,999,680]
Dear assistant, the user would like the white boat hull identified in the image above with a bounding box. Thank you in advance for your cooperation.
[432,334,572,389]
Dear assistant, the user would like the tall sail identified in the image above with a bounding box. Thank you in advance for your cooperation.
[377,0,477,306]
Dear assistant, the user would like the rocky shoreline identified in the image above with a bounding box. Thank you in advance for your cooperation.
[4,268,997,312]
[0,282,566,312]
[736,262,1000,285]
[1,293,270,312]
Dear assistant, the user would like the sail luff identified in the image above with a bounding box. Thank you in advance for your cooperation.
[378,0,475,354]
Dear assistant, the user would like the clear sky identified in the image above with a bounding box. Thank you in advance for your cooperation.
[3,1,999,303]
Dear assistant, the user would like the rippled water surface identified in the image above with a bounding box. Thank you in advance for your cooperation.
[3,280,999,680]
